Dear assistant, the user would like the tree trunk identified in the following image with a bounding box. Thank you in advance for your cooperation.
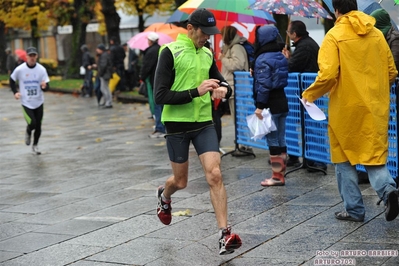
[137,5,145,33]
[30,19,39,49]
[0,22,6,74]
[174,0,186,8]
[27,0,39,49]
[101,0,121,44]
[64,0,88,78]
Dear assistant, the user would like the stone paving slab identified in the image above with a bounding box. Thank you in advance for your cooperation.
[1,88,399,265]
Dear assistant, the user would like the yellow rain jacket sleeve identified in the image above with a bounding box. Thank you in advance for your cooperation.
[302,11,397,165]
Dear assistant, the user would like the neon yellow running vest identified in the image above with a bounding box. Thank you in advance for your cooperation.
[161,34,213,123]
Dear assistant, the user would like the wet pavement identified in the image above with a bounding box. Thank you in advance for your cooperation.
[1,87,399,266]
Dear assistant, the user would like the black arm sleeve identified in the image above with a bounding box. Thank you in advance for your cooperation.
[154,48,199,105]
[10,77,17,94]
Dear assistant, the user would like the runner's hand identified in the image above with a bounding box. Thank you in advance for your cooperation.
[212,86,227,100]
[14,92,20,100]
[197,79,220,96]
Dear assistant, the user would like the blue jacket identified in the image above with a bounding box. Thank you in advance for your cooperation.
[253,25,288,113]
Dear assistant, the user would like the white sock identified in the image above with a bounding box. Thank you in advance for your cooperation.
[161,193,171,202]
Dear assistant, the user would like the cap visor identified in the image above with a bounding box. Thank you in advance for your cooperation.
[200,26,220,35]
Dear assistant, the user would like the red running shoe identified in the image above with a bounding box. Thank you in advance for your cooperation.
[156,186,172,225]
[219,226,242,255]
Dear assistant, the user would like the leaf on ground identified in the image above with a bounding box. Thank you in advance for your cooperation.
[154,142,166,146]
[95,138,103,142]
[172,209,191,217]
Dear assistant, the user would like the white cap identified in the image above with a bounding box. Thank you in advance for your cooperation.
[147,32,159,42]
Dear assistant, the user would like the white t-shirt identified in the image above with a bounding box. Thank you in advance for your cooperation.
[11,62,50,109]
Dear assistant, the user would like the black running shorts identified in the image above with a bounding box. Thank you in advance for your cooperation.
[166,125,219,163]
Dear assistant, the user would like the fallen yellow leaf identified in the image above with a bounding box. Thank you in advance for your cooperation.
[172,209,191,217]
[154,141,166,146]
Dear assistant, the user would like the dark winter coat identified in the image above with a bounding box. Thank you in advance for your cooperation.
[140,43,161,88]
[98,52,112,80]
[110,44,126,69]
[288,35,319,73]
[253,25,289,114]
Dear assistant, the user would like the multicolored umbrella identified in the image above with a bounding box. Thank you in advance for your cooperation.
[166,10,190,23]
[248,0,333,19]
[178,0,276,24]
[353,1,398,30]
[321,0,333,13]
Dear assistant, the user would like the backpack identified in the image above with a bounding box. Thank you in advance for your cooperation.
[240,40,255,65]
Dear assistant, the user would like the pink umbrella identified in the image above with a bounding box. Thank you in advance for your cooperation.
[127,31,174,51]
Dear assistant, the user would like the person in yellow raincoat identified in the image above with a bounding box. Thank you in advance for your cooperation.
[302,0,399,222]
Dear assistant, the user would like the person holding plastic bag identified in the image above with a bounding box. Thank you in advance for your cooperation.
[246,108,276,141]
[252,25,289,186]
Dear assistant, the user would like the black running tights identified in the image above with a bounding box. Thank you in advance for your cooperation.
[22,104,43,145]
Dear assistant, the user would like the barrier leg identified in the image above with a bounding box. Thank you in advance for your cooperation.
[285,103,326,176]
[222,85,255,158]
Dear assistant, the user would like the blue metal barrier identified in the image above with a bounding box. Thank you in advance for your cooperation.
[285,73,302,158]
[301,74,331,165]
[233,71,398,179]
[234,71,267,149]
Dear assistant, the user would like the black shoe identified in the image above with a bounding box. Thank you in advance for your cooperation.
[307,161,327,173]
[232,147,254,157]
[25,131,31,146]
[102,105,113,109]
[240,146,254,154]
[287,157,301,167]
[335,211,364,222]
[385,190,399,221]
[357,171,370,184]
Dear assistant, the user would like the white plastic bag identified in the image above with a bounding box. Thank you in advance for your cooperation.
[246,108,277,140]
[261,108,277,132]
[79,66,86,75]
